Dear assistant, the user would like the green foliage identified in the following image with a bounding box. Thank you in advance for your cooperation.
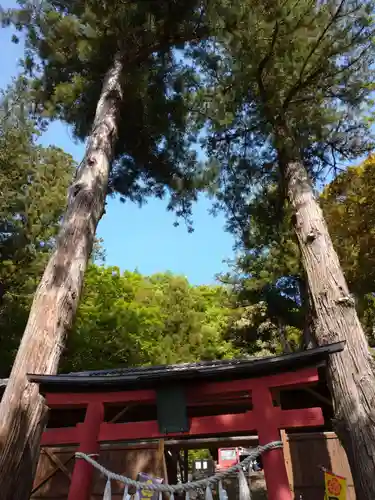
[221,154,375,351]
[189,0,374,239]
[184,0,375,354]
[61,266,239,372]
[220,230,305,355]
[187,449,211,470]
[2,0,375,375]
[226,300,302,356]
[321,155,375,298]
[0,79,75,375]
[5,0,211,223]
[216,175,306,355]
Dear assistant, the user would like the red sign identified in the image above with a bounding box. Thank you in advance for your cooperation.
[218,448,239,469]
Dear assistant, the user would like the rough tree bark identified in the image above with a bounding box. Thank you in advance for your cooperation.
[297,276,317,349]
[283,158,375,500]
[0,52,124,500]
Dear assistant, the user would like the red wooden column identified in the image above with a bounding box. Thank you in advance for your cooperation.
[68,402,104,500]
[252,385,292,500]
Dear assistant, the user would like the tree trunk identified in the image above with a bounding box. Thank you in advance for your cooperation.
[283,159,375,500]
[297,276,317,349]
[0,53,124,500]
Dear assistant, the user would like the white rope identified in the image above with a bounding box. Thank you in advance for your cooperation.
[75,440,282,493]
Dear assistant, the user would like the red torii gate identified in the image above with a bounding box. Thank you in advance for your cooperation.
[29,343,343,500]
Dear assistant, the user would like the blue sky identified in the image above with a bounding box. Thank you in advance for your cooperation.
[0,2,235,285]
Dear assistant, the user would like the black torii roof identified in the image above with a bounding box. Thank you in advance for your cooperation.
[26,341,345,394]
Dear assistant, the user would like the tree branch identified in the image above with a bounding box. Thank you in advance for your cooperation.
[127,25,209,66]
[256,21,279,107]
[282,0,346,110]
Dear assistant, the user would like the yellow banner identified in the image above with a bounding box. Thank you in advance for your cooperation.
[324,471,347,500]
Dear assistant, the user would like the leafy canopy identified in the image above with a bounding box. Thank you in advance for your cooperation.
[222,155,375,353]
[0,78,75,375]
[188,0,374,243]
[4,0,210,221]
[321,155,375,298]
[61,266,239,372]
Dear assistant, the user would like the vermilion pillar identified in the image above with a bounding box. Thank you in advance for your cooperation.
[68,402,104,500]
[252,385,292,500]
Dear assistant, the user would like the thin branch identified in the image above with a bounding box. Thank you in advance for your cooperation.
[282,0,346,110]
[284,41,371,112]
[300,0,346,76]
[256,21,279,106]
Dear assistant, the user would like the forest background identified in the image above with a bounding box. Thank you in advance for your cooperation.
[1,0,375,377]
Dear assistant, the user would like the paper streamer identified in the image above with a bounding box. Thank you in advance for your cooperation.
[238,468,251,500]
[103,479,112,500]
[122,484,130,500]
[219,480,228,500]
[205,485,213,500]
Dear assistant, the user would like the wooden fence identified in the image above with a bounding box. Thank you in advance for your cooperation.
[31,443,166,500]
[31,432,355,499]
[281,431,355,500]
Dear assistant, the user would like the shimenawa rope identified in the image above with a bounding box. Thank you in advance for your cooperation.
[76,440,282,494]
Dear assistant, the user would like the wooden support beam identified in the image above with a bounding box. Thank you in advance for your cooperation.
[164,435,258,449]
[40,403,323,446]
[41,427,79,446]
[186,367,320,400]
[183,449,189,483]
[93,435,258,450]
[252,385,292,500]
[158,439,168,483]
[99,412,258,442]
[44,367,320,409]
[36,449,96,500]
[68,402,104,500]
[46,390,155,408]
[31,454,74,495]
[277,407,324,428]
[304,386,333,407]
[110,404,134,423]
[44,448,72,480]
[279,430,292,490]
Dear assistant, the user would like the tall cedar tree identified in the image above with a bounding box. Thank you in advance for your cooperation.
[220,156,375,356]
[191,0,375,497]
[0,1,208,497]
